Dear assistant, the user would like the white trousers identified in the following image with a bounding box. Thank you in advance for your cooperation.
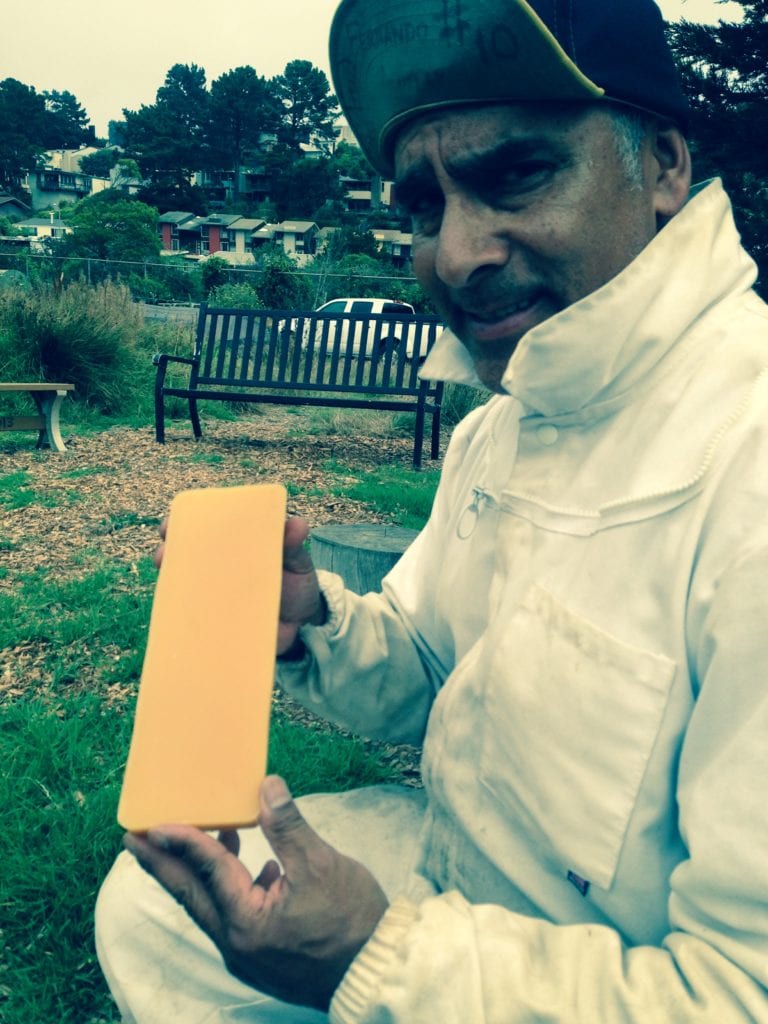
[95,785,430,1023]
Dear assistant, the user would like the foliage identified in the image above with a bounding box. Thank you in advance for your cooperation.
[330,141,375,180]
[267,154,345,221]
[272,59,339,154]
[79,147,121,179]
[253,245,311,308]
[200,254,231,295]
[42,89,92,149]
[667,1,768,294]
[208,67,281,205]
[0,78,50,193]
[0,280,147,413]
[123,63,210,210]
[324,222,381,261]
[55,191,161,263]
[208,280,264,308]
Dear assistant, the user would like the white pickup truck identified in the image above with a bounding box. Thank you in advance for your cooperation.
[295,297,441,361]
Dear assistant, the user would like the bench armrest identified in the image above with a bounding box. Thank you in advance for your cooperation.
[152,353,198,368]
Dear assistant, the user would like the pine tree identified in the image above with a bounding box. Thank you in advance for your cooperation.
[667,1,768,294]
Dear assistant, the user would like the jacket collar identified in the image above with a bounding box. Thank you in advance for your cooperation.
[420,180,757,417]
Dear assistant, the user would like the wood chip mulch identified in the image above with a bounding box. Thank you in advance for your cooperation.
[1,410,435,785]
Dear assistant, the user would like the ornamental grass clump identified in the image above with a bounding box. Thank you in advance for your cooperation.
[0,280,145,414]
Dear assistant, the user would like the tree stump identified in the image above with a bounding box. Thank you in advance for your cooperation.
[310,524,419,595]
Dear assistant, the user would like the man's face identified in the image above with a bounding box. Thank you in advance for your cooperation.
[395,103,663,391]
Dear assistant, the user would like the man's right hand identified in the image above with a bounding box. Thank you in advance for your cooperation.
[153,513,325,656]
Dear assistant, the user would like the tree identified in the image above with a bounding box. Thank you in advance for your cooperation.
[55,191,161,263]
[667,1,768,294]
[324,222,380,261]
[79,148,121,179]
[123,63,210,211]
[272,60,339,154]
[43,90,92,149]
[267,155,345,221]
[207,67,281,206]
[330,141,375,180]
[0,78,49,194]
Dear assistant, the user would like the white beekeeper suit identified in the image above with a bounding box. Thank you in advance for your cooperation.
[96,179,768,1022]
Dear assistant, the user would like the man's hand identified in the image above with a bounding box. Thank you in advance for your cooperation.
[154,514,325,656]
[123,775,388,1011]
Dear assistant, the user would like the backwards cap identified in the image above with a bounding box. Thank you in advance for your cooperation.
[329,0,689,177]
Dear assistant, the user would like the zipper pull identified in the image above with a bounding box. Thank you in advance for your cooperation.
[457,487,491,539]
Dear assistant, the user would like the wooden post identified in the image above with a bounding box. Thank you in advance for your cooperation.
[310,524,419,595]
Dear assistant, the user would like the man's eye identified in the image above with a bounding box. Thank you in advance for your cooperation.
[490,161,555,199]
[398,193,443,232]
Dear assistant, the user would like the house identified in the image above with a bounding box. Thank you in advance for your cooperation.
[341,174,393,214]
[24,147,110,210]
[199,214,243,254]
[158,211,199,252]
[14,217,72,251]
[373,229,414,269]
[272,221,319,256]
[225,218,267,255]
[0,193,31,220]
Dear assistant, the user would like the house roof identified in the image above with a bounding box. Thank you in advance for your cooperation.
[228,218,266,232]
[0,194,31,214]
[199,214,242,227]
[276,220,318,234]
[158,210,197,224]
[17,218,68,228]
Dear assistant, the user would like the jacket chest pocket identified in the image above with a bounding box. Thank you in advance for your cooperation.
[478,584,676,891]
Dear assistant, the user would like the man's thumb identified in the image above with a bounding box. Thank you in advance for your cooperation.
[259,775,317,865]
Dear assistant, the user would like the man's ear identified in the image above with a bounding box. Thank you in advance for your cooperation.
[651,123,692,225]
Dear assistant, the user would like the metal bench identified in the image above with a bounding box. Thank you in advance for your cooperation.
[0,382,74,451]
[153,304,445,468]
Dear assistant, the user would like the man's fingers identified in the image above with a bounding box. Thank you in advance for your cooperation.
[259,776,328,879]
[124,826,257,935]
[283,517,314,575]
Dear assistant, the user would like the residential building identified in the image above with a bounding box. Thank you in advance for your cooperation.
[272,221,319,255]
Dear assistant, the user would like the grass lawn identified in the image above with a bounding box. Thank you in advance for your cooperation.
[0,407,442,1023]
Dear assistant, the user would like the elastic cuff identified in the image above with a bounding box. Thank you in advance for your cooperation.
[330,897,420,1024]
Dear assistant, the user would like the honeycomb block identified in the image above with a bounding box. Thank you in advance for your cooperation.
[118,483,286,832]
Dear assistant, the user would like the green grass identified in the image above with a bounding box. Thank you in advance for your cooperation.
[318,457,441,529]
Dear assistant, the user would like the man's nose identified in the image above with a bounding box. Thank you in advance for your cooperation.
[434,199,509,289]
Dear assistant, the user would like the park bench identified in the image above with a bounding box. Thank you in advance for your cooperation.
[153,304,445,468]
[0,382,74,452]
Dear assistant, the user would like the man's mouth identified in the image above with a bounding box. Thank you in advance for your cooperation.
[462,292,547,342]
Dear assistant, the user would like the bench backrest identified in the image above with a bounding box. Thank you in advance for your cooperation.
[192,304,444,396]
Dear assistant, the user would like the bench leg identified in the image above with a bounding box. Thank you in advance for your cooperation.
[154,388,166,443]
[32,390,67,452]
[189,398,202,439]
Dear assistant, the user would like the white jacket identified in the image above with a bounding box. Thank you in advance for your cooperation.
[278,180,768,1022]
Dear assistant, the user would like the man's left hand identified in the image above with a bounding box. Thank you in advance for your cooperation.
[123,775,388,1010]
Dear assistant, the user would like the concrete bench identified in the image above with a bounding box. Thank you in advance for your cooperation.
[0,383,74,452]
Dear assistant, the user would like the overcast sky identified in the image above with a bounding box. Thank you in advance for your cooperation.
[2,0,744,137]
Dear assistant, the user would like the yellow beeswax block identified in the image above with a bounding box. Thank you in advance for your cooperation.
[117,483,286,832]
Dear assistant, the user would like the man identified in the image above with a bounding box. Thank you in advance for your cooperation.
[96,1,768,1020]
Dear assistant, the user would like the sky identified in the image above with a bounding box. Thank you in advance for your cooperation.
[2,0,745,138]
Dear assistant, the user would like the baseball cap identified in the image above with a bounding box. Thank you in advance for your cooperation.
[329,0,690,177]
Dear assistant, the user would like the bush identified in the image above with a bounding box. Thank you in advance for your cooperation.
[208,281,264,309]
[0,280,146,414]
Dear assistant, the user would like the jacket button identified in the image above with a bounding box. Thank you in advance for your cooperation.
[537,424,559,446]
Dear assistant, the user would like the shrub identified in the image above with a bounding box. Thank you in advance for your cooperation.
[208,281,264,309]
[0,280,145,414]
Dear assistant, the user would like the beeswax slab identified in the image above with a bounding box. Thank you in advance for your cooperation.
[118,483,286,832]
